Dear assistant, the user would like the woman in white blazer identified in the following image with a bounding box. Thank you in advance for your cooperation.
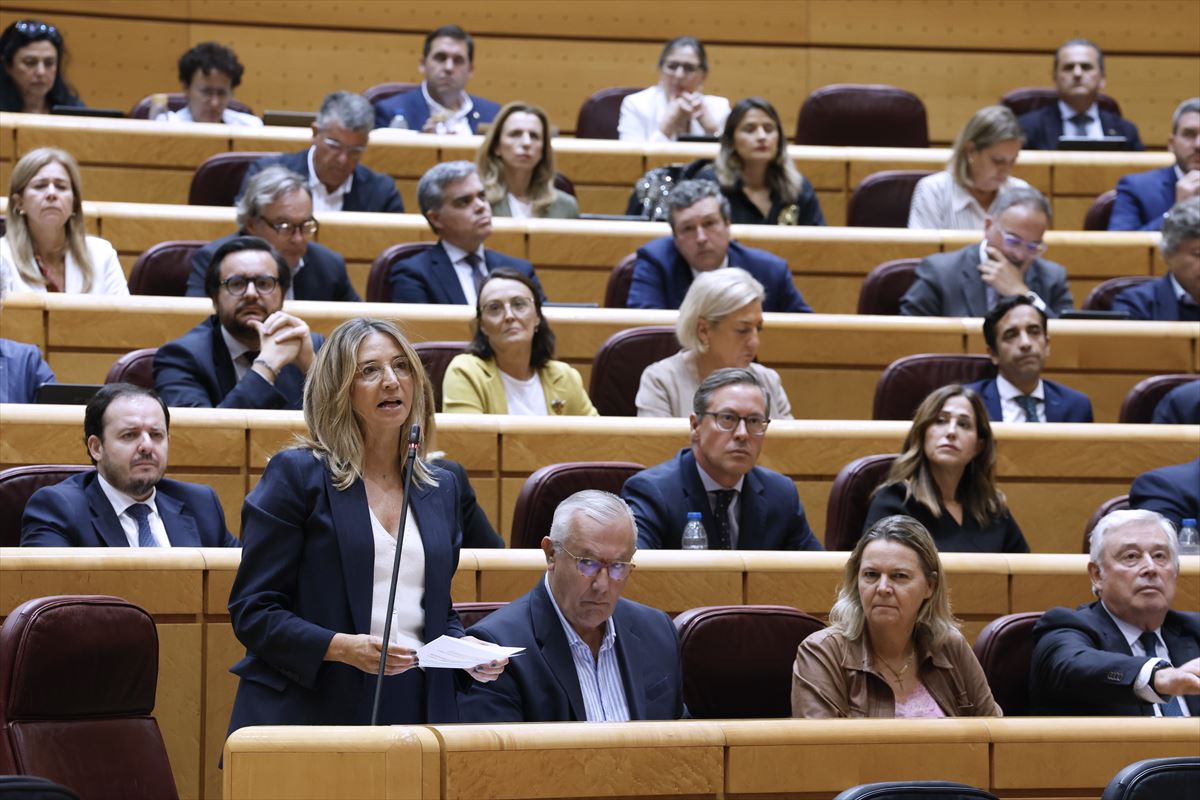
[618,36,730,143]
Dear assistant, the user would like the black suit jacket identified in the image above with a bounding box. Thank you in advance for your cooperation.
[235,150,404,214]
[389,242,543,304]
[1030,601,1200,715]
[1017,104,1144,151]
[186,231,360,302]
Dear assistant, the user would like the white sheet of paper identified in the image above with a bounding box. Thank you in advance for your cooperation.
[416,635,524,669]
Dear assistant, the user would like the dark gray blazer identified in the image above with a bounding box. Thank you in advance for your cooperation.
[900,243,1074,318]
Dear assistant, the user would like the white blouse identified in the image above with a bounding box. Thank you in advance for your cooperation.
[369,506,426,653]
[0,235,129,295]
[907,170,1032,231]
[617,85,731,142]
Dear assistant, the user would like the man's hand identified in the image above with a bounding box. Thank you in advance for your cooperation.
[1154,657,1200,696]
[250,312,315,379]
[1176,170,1200,203]
[980,246,1030,297]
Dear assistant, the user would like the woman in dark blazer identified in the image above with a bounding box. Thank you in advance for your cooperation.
[226,317,505,736]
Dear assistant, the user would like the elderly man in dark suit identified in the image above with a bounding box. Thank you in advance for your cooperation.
[1017,39,1143,152]
[901,187,1074,318]
[1110,98,1200,231]
[458,489,684,722]
[1030,509,1200,715]
[237,91,404,213]
[1112,198,1200,321]
[187,165,359,302]
[157,237,323,410]
[390,161,542,304]
[22,383,238,547]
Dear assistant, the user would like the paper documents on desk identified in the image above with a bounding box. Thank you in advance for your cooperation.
[416,635,524,669]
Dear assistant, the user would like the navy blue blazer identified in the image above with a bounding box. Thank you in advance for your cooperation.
[1112,275,1199,322]
[1030,601,1200,715]
[621,447,822,551]
[389,242,543,304]
[458,578,685,722]
[1017,105,1144,151]
[153,315,324,410]
[227,449,464,732]
[1153,381,1200,425]
[966,377,1094,422]
[900,243,1074,318]
[372,87,500,132]
[626,238,813,312]
[186,231,360,302]
[0,338,54,404]
[1109,166,1177,231]
[235,150,404,214]
[1129,458,1200,529]
[21,470,238,548]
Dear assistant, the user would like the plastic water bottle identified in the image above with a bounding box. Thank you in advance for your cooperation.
[148,93,170,122]
[681,511,708,550]
[1179,518,1199,556]
[388,114,408,130]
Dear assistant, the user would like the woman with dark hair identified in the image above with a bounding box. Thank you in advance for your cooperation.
[442,268,597,416]
[476,101,578,219]
[618,36,730,142]
[0,19,83,113]
[863,384,1029,553]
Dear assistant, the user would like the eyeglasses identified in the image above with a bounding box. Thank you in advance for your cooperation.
[699,411,770,436]
[662,61,701,75]
[15,21,61,42]
[557,544,635,581]
[481,297,533,318]
[319,136,368,157]
[261,218,319,238]
[219,275,279,295]
[356,357,412,383]
[997,226,1047,257]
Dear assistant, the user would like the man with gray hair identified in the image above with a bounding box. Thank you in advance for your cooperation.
[1030,508,1200,715]
[1112,198,1200,321]
[626,179,812,311]
[236,91,404,214]
[390,160,541,304]
[458,489,685,722]
[622,367,821,550]
[1110,98,1200,231]
[901,186,1074,317]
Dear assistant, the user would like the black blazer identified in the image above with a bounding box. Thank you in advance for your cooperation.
[186,231,360,302]
[389,242,543,304]
[235,150,405,214]
[1017,104,1144,151]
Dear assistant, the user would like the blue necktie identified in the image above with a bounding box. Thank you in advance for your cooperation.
[1069,112,1092,136]
[709,490,735,550]
[126,503,158,548]
[1138,631,1184,717]
[464,253,487,294]
[1015,395,1041,423]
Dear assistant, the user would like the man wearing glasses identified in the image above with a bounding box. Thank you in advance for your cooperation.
[459,490,685,722]
[187,165,360,302]
[621,368,822,551]
[237,92,404,213]
[156,236,322,410]
[901,187,1075,317]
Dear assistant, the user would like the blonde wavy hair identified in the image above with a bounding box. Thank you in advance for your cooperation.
[296,318,437,491]
[476,101,558,215]
[7,147,93,291]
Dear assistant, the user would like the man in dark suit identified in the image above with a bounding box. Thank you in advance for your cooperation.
[901,187,1074,318]
[622,368,822,551]
[965,295,1093,422]
[237,91,404,213]
[1017,39,1143,152]
[187,165,360,302]
[1130,459,1200,530]
[21,383,238,548]
[1109,98,1199,231]
[157,236,323,410]
[390,161,542,304]
[372,25,499,133]
[1152,381,1200,425]
[1030,509,1200,715]
[458,489,685,722]
[626,179,813,312]
[1112,198,1200,321]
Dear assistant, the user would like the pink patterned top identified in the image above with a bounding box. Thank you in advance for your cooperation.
[894,681,947,719]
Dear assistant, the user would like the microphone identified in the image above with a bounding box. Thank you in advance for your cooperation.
[370,424,421,725]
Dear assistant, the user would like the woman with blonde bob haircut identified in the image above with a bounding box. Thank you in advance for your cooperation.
[476,101,579,219]
[1,146,126,294]
[636,266,792,418]
[227,318,506,738]
[864,384,1028,553]
[792,514,1001,718]
[908,105,1030,230]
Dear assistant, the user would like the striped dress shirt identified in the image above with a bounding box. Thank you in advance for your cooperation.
[543,575,630,721]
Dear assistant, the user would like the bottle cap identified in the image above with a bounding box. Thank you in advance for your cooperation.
[1184,518,1197,527]
[687,511,701,520]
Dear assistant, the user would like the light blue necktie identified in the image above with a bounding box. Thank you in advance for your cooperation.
[1014,394,1041,423]
[126,503,158,548]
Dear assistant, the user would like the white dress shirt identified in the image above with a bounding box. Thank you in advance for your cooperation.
[996,374,1046,423]
[306,146,353,213]
[165,106,263,128]
[96,472,170,548]
[543,574,630,721]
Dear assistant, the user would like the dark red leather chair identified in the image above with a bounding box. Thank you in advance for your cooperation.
[0,465,90,548]
[104,348,158,389]
[795,84,929,147]
[847,171,934,228]
[674,605,825,718]
[872,354,993,420]
[127,241,205,296]
[574,87,641,139]
[971,611,1043,716]
[412,341,467,412]
[1083,189,1118,231]
[453,602,506,630]
[130,92,255,119]
[508,462,645,549]
[605,253,638,308]
[553,172,577,198]
[1119,374,1197,423]
[824,455,897,550]
[1082,494,1130,554]
[366,242,436,302]
[857,258,921,315]
[588,326,679,416]
[0,595,178,799]
[1000,87,1122,118]
[188,151,276,207]
[362,81,419,107]
[1082,276,1155,311]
